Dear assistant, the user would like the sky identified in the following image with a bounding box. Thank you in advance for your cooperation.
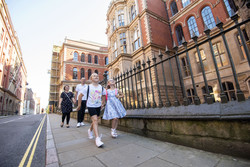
[6,0,111,109]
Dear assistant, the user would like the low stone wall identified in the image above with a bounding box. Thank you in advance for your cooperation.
[66,99,250,159]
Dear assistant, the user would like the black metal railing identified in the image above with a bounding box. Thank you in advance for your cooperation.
[102,13,250,110]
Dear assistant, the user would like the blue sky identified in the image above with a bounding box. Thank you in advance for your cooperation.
[6,0,110,109]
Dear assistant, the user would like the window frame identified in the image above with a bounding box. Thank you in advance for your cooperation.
[130,4,137,21]
[73,67,78,80]
[133,28,141,51]
[181,57,190,77]
[105,57,109,65]
[175,25,184,46]
[80,68,85,78]
[181,0,190,8]
[88,54,92,63]
[94,55,98,64]
[170,1,178,16]
[212,42,228,67]
[201,6,216,29]
[195,50,208,73]
[222,81,236,101]
[73,52,78,61]
[118,10,125,27]
[81,53,85,62]
[187,16,199,38]
[88,69,92,79]
[120,32,127,53]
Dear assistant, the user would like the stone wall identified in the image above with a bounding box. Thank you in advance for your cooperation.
[66,99,250,159]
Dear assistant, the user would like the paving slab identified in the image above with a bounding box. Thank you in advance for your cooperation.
[47,114,250,167]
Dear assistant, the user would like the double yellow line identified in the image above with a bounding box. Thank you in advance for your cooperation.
[19,114,46,167]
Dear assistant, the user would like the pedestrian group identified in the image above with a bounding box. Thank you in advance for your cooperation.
[58,73,126,147]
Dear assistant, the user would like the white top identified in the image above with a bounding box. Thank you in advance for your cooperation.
[79,84,106,108]
[76,84,87,100]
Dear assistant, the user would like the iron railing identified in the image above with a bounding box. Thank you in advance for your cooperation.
[102,13,250,110]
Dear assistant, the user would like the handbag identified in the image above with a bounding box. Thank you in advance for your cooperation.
[64,92,74,108]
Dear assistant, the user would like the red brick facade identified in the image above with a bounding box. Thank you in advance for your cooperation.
[57,38,108,95]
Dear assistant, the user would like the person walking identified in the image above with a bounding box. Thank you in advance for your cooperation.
[103,79,126,138]
[59,85,76,128]
[76,73,106,147]
[75,78,87,128]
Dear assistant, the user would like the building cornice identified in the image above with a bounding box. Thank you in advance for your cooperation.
[64,61,108,69]
[107,53,131,68]
[64,43,108,55]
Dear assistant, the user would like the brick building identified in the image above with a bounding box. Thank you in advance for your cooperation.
[106,0,249,107]
[0,0,27,115]
[106,0,172,77]
[48,38,108,110]
[165,0,250,103]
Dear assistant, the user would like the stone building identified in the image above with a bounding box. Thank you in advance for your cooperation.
[48,38,108,110]
[0,0,27,115]
[106,0,250,107]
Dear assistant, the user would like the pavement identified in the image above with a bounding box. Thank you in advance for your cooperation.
[46,114,250,167]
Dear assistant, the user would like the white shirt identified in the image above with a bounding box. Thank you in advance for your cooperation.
[76,84,87,100]
[79,84,106,108]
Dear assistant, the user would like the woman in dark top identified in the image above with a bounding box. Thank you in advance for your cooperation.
[58,85,75,128]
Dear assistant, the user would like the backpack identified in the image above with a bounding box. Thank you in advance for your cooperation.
[105,89,118,101]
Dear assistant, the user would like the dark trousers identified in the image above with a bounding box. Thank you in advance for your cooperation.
[62,112,70,124]
[77,100,86,123]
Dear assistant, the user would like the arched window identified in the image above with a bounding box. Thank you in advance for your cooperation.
[81,68,85,78]
[88,54,92,63]
[105,57,109,65]
[73,52,78,61]
[201,6,216,29]
[94,55,98,64]
[187,16,199,38]
[94,70,98,74]
[170,1,178,16]
[81,53,85,62]
[222,82,236,101]
[88,69,92,79]
[223,0,237,17]
[202,86,215,103]
[73,68,77,79]
[187,88,195,104]
[175,25,184,46]
[182,0,190,8]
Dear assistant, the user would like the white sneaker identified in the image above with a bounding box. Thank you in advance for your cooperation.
[95,137,104,147]
[80,122,85,126]
[111,129,117,138]
[88,128,94,139]
[77,122,81,128]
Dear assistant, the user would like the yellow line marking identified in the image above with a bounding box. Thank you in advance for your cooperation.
[18,115,46,167]
[27,114,46,167]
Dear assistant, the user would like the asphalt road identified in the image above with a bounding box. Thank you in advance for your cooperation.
[0,114,46,167]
